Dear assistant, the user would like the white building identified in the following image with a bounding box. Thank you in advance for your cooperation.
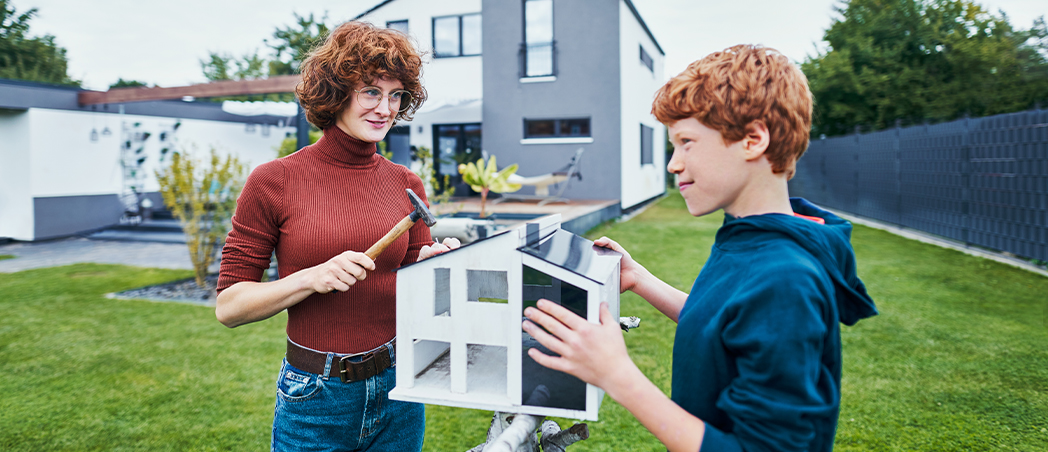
[358,0,667,212]
[0,79,294,241]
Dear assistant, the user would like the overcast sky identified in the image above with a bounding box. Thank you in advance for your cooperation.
[19,0,1047,91]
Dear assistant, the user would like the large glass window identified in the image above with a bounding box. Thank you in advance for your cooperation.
[640,124,654,165]
[433,14,482,58]
[433,123,482,194]
[523,0,554,77]
[524,118,590,138]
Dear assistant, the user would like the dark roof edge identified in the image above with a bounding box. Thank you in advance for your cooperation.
[622,0,665,56]
[0,77,83,91]
[354,0,398,20]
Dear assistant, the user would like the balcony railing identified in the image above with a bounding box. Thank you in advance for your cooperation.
[519,41,557,78]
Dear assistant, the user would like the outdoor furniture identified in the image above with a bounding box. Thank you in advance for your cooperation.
[496,148,584,206]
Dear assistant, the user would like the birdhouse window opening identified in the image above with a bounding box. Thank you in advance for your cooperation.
[434,268,451,316]
[467,269,509,304]
[465,344,507,395]
[520,264,587,411]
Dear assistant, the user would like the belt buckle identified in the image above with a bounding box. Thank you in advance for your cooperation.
[338,352,375,383]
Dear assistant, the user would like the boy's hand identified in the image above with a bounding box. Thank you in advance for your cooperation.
[417,237,461,261]
[594,236,645,293]
[523,300,633,393]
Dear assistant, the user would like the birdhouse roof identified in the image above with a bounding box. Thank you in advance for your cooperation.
[518,229,621,284]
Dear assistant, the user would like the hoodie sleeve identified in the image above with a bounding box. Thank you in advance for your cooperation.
[703,263,839,452]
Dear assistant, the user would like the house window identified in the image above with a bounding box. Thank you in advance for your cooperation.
[640,124,654,165]
[433,14,482,57]
[387,20,409,34]
[639,44,653,72]
[524,118,589,138]
[434,268,451,316]
[522,0,554,77]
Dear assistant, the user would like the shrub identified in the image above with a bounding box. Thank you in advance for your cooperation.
[155,147,247,287]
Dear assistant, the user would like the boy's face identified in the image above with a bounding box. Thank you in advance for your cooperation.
[667,118,754,217]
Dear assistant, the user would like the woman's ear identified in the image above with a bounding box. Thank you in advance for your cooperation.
[742,120,770,161]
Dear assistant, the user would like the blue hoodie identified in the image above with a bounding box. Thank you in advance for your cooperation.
[672,198,877,452]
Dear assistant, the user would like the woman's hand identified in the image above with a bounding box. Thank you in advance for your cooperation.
[594,236,646,293]
[305,250,376,293]
[522,300,632,392]
[417,237,461,261]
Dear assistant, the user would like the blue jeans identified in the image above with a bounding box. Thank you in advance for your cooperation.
[272,340,425,451]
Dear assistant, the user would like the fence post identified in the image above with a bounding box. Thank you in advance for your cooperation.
[895,119,902,224]
[962,114,971,246]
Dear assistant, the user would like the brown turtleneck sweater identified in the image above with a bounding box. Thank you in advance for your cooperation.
[217,126,431,354]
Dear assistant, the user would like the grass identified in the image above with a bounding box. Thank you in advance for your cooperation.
[0,254,15,261]
[1,192,1046,450]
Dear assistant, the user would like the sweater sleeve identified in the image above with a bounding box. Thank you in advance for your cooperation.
[217,161,285,292]
[400,170,432,267]
[705,265,838,452]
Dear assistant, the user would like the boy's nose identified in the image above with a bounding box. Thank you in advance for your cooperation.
[666,149,683,174]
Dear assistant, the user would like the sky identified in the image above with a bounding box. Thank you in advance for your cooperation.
[18,0,1048,91]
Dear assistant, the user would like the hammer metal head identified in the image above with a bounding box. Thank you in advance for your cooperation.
[406,188,438,227]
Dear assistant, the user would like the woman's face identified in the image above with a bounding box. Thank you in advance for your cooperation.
[335,76,404,143]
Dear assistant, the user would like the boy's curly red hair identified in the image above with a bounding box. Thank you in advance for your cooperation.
[296,21,427,129]
[652,44,812,178]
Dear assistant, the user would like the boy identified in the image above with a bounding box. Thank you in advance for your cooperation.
[522,44,878,452]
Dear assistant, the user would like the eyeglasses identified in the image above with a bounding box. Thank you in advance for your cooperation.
[354,86,412,112]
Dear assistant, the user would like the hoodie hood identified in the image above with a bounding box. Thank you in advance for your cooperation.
[717,198,877,326]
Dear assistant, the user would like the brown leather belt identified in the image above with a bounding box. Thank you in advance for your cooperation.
[285,338,395,383]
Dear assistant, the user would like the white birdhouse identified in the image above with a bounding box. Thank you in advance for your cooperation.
[390,214,621,421]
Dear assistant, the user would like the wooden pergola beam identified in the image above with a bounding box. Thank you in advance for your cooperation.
[77,75,302,105]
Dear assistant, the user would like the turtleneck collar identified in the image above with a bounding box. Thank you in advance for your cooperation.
[312,126,380,168]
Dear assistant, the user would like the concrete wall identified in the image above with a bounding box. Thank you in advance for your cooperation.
[0,110,33,241]
[356,0,484,150]
[34,194,123,240]
[482,0,622,201]
[618,0,666,208]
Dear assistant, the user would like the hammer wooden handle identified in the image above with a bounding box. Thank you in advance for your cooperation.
[365,215,416,260]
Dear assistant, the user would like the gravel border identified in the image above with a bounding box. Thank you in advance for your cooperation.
[108,275,218,306]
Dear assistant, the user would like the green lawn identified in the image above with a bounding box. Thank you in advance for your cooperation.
[0,254,15,261]
[1,193,1045,451]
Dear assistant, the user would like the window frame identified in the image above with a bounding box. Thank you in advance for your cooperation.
[639,44,653,72]
[432,13,482,58]
[521,0,555,78]
[523,118,591,139]
[640,124,654,165]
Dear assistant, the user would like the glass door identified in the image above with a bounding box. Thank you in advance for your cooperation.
[433,123,482,195]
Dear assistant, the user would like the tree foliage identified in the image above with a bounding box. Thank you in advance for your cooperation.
[0,0,76,85]
[803,0,1048,136]
[155,147,247,288]
[199,12,329,102]
[109,78,147,89]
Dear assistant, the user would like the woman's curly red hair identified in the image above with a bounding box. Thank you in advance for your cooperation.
[652,44,812,178]
[296,21,427,129]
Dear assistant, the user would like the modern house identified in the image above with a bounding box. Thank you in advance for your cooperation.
[357,0,667,210]
[0,78,294,242]
[391,214,621,420]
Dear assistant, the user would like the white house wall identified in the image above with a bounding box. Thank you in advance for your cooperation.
[618,0,666,209]
[356,0,484,150]
[0,110,33,241]
[27,108,292,198]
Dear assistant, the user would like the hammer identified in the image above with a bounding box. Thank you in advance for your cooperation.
[364,188,438,260]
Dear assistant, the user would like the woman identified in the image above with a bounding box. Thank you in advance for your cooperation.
[216,21,455,451]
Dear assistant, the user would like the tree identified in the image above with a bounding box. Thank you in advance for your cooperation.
[459,156,520,218]
[109,78,147,89]
[198,13,329,102]
[155,147,247,288]
[802,0,1048,136]
[0,0,77,85]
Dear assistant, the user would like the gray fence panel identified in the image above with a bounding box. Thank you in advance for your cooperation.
[790,108,1048,262]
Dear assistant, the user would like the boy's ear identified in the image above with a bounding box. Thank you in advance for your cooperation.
[742,120,770,161]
